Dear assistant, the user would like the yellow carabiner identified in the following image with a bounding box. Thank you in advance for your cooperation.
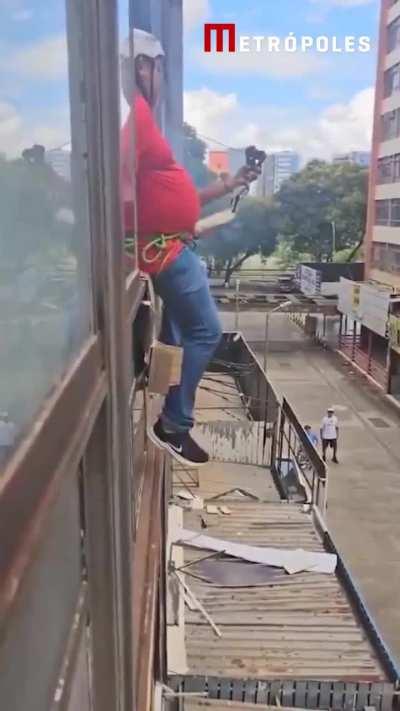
[141,233,181,265]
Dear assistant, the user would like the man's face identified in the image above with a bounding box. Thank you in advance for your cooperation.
[327,411,334,418]
[136,55,164,107]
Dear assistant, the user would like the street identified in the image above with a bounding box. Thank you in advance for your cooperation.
[221,311,400,662]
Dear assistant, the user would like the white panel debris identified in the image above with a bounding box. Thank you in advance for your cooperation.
[174,529,337,575]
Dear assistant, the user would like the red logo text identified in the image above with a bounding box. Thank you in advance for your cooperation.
[204,23,236,53]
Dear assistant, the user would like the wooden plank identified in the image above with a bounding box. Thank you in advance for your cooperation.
[343,682,358,711]
[183,701,310,710]
[319,681,332,709]
[243,680,258,704]
[186,615,362,627]
[294,681,307,708]
[332,681,345,709]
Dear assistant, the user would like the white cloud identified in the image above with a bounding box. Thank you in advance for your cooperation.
[0,102,23,147]
[0,101,69,158]
[197,45,328,79]
[7,35,67,80]
[183,0,209,31]
[184,86,374,163]
[184,88,238,140]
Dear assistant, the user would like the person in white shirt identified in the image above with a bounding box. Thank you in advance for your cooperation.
[320,407,339,464]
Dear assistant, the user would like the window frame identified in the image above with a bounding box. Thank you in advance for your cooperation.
[0,1,143,709]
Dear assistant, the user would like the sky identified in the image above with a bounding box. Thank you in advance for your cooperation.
[0,0,380,163]
[183,0,380,162]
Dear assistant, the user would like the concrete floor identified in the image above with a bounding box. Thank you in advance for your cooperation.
[220,312,400,665]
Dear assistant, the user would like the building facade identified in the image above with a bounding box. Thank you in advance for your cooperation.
[45,147,71,182]
[338,0,400,398]
[333,151,371,167]
[228,147,246,175]
[256,150,300,197]
[273,150,300,192]
[208,149,229,175]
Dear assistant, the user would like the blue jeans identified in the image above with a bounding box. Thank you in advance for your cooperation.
[152,247,222,433]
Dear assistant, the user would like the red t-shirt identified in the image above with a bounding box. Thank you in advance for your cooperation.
[121,94,200,274]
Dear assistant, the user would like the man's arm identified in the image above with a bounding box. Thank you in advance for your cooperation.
[198,166,260,206]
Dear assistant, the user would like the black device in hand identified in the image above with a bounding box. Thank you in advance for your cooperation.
[231,145,267,213]
[245,145,267,171]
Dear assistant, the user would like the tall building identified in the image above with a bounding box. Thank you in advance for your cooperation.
[255,154,275,198]
[273,151,300,192]
[255,151,300,197]
[228,147,246,176]
[337,0,400,399]
[333,151,371,167]
[45,147,71,182]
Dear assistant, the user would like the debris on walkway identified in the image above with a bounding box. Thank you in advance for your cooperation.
[174,528,337,575]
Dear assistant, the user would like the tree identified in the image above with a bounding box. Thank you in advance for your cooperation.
[198,197,280,285]
[273,237,312,269]
[183,123,215,188]
[277,160,368,262]
[0,154,72,272]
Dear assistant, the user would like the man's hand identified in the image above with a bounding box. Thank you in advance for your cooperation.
[223,165,261,192]
[198,165,261,207]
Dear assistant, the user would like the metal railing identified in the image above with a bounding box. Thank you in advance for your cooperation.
[275,398,328,516]
[339,335,389,390]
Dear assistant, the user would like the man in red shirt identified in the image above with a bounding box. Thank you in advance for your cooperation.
[121,29,258,467]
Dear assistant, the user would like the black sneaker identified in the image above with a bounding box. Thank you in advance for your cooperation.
[332,457,339,464]
[148,419,209,468]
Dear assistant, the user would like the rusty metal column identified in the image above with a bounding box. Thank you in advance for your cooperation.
[367,329,373,375]
[386,344,392,394]
[352,320,357,361]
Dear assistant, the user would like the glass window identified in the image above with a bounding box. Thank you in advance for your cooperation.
[119,2,138,277]
[375,200,390,225]
[394,154,400,181]
[381,110,399,141]
[391,198,400,225]
[0,2,93,469]
[377,156,393,183]
[388,18,400,54]
[384,64,400,97]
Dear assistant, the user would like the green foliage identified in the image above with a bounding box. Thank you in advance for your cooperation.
[0,154,71,273]
[199,197,280,280]
[273,237,312,269]
[277,160,368,262]
[183,122,215,188]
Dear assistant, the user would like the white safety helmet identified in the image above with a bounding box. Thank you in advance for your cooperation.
[121,29,164,103]
[121,28,165,61]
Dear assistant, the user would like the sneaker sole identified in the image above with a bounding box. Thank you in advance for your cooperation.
[147,425,208,469]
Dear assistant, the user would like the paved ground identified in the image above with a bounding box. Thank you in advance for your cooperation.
[221,311,400,665]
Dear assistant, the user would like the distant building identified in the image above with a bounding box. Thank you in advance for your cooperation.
[273,151,300,192]
[256,150,300,197]
[255,154,275,198]
[228,148,246,176]
[208,150,229,175]
[333,151,370,167]
[336,0,400,399]
[46,148,71,182]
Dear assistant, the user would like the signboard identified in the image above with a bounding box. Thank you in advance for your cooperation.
[300,265,321,297]
[358,283,391,338]
[352,284,361,310]
[338,278,361,319]
[321,281,341,297]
